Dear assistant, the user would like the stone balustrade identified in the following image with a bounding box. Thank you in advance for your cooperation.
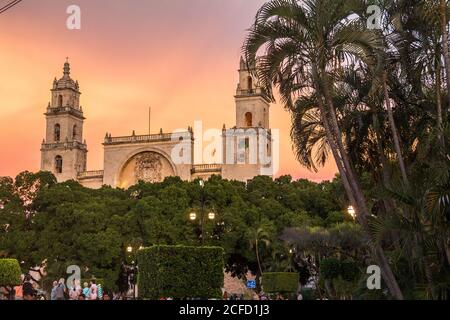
[235,87,265,96]
[104,132,192,145]
[41,141,87,150]
[77,170,104,179]
[46,106,84,118]
[191,164,222,173]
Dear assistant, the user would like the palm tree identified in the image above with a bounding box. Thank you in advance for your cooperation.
[243,0,404,299]
[249,227,271,277]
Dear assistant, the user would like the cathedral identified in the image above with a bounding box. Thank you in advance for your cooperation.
[40,59,275,189]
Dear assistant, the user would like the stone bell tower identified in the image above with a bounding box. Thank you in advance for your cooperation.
[235,56,270,129]
[40,59,87,182]
[220,57,273,181]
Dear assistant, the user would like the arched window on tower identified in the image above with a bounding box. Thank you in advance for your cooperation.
[73,125,77,141]
[247,76,253,93]
[245,112,253,127]
[58,95,63,108]
[54,124,61,142]
[55,156,63,174]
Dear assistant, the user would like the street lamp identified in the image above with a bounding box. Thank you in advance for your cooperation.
[188,180,217,245]
[126,246,133,253]
[347,206,356,220]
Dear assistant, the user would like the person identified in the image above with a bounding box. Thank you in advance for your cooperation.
[82,282,90,300]
[97,283,103,300]
[69,279,81,300]
[22,275,36,300]
[117,263,129,299]
[14,284,23,300]
[5,286,16,300]
[55,278,66,300]
[102,292,111,300]
[297,292,303,300]
[89,280,98,300]
[78,293,86,300]
[223,291,228,300]
[50,281,58,300]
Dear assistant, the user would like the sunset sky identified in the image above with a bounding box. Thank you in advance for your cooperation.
[0,0,337,181]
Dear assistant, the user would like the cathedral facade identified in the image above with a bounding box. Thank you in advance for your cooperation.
[40,59,275,189]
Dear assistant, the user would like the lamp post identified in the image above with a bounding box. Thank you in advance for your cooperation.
[347,206,356,220]
[124,245,141,299]
[189,180,216,245]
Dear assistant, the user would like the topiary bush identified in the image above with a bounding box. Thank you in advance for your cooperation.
[137,245,224,299]
[261,272,299,293]
[0,259,22,287]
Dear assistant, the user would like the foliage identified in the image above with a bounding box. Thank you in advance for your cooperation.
[137,245,224,299]
[243,0,450,300]
[320,259,342,281]
[0,259,22,287]
[0,171,348,293]
[261,272,299,294]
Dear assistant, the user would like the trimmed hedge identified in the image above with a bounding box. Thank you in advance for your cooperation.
[0,259,22,287]
[262,272,299,293]
[137,245,224,299]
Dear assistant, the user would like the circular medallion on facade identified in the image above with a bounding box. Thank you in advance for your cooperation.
[118,151,174,188]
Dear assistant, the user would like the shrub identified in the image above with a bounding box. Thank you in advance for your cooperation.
[261,272,299,293]
[320,258,341,280]
[320,258,360,281]
[137,245,224,299]
[0,259,22,287]
[340,260,360,281]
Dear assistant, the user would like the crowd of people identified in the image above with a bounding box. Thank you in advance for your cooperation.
[2,272,303,301]
[50,278,109,301]
[0,261,138,300]
[0,275,117,300]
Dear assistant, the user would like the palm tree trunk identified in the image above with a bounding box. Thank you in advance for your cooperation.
[255,238,263,276]
[440,0,450,105]
[373,113,391,186]
[436,56,444,128]
[312,66,404,300]
[435,51,445,148]
[382,72,409,185]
